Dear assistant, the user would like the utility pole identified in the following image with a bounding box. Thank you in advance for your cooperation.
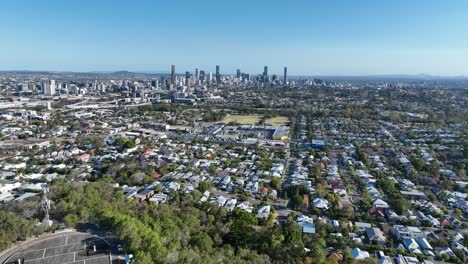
[41,186,51,227]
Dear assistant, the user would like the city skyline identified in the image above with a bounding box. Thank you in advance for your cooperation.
[1,0,468,75]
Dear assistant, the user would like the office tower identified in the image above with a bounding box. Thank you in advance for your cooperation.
[42,80,55,95]
[208,72,213,85]
[215,65,220,84]
[185,71,190,86]
[50,80,56,95]
[41,81,49,95]
[263,66,268,82]
[283,67,288,84]
[200,70,205,83]
[195,68,200,80]
[28,83,36,92]
[171,65,176,84]
[236,69,241,79]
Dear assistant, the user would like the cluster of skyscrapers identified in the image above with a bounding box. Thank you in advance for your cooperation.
[164,65,289,89]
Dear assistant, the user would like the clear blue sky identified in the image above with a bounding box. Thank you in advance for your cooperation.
[1,0,468,75]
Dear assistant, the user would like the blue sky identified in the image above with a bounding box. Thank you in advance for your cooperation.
[1,0,468,75]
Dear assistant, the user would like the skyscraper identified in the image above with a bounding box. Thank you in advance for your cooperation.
[215,65,220,84]
[185,71,190,86]
[236,69,241,79]
[283,67,288,84]
[50,80,56,95]
[200,70,205,83]
[195,68,200,80]
[171,65,176,84]
[263,66,268,82]
[42,80,55,95]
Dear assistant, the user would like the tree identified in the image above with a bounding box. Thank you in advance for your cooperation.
[269,178,282,190]
[291,195,304,210]
[189,232,214,252]
[198,181,213,193]
[63,214,79,227]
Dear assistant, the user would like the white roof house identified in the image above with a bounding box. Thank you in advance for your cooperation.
[351,248,370,259]
[224,198,237,212]
[236,201,253,213]
[256,205,271,219]
[313,198,329,209]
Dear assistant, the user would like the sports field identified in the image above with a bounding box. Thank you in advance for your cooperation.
[221,114,262,125]
[264,116,289,126]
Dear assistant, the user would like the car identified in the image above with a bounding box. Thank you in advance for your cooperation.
[117,244,123,252]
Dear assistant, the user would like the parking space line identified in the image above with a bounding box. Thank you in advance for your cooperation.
[65,235,68,245]
[18,238,101,255]
[24,252,74,263]
[42,249,46,258]
[63,255,108,264]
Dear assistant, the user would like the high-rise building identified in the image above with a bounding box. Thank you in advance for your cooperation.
[283,67,288,84]
[28,83,36,92]
[236,69,241,79]
[263,66,268,82]
[195,68,200,80]
[171,65,176,84]
[42,80,56,95]
[215,65,220,84]
[50,80,56,95]
[200,70,205,83]
[185,71,190,86]
[208,72,213,85]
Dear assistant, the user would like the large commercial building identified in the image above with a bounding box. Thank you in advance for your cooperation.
[216,65,220,84]
[171,65,176,84]
[41,80,55,95]
[263,66,268,82]
[284,67,288,84]
[185,71,190,86]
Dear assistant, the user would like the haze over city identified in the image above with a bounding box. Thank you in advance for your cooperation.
[1,0,468,75]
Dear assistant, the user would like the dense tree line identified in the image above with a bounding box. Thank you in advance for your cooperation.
[4,179,328,263]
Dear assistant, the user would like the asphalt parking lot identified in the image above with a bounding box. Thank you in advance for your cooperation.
[4,233,111,264]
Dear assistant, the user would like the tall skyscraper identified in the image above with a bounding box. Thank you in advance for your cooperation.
[171,65,176,84]
[236,69,241,79]
[185,71,190,86]
[283,67,288,84]
[215,65,220,84]
[263,66,268,82]
[42,80,55,95]
[50,80,56,95]
[195,68,200,80]
[200,70,205,83]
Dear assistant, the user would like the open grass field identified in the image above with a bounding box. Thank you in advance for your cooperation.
[264,116,289,126]
[221,114,262,125]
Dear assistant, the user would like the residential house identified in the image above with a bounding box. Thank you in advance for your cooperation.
[313,198,329,209]
[365,227,387,246]
[403,237,422,254]
[256,205,271,219]
[225,198,237,212]
[351,248,370,259]
[149,193,168,204]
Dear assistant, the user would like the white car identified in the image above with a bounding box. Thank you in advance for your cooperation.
[117,244,123,252]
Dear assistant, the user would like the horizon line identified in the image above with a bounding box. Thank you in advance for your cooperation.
[0,69,467,79]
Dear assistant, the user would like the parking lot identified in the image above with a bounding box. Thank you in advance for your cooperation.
[4,233,111,264]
